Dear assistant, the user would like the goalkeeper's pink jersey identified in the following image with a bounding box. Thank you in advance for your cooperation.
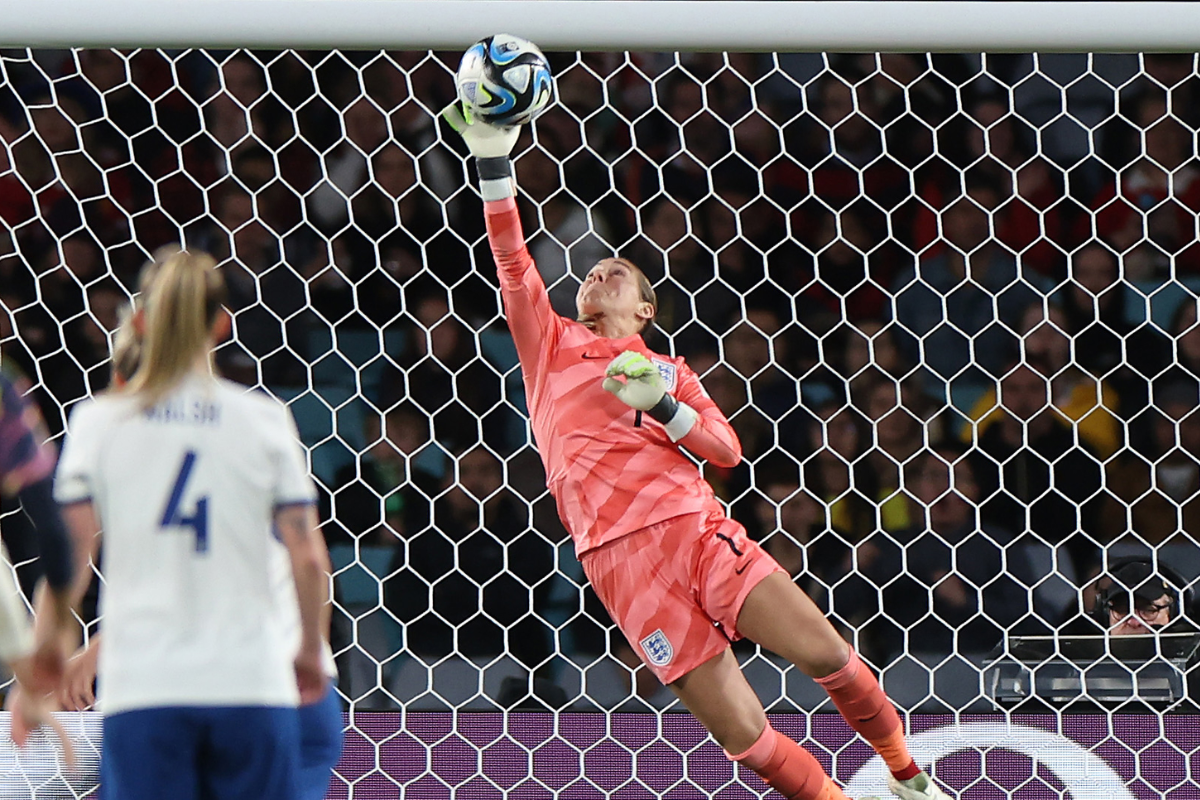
[486,197,742,555]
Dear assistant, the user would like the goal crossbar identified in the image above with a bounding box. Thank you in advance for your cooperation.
[0,1,1197,52]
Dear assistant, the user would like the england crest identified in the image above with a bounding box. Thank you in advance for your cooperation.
[640,629,674,667]
[651,358,677,392]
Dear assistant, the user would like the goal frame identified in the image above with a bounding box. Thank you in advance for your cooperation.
[0,1,1196,52]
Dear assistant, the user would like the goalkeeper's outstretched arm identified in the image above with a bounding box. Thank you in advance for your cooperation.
[443,104,565,372]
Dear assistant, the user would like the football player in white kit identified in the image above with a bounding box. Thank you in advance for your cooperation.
[54,249,332,799]
[58,252,344,799]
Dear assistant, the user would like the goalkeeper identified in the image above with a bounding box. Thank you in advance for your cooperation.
[444,104,953,800]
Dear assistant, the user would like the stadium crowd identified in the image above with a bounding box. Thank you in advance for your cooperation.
[1,48,1199,705]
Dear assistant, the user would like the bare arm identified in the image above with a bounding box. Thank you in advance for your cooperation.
[61,502,101,611]
[274,502,331,703]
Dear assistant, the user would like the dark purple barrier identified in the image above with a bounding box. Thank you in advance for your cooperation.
[330,713,1200,799]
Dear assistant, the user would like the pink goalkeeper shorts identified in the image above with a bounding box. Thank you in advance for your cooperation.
[581,510,784,684]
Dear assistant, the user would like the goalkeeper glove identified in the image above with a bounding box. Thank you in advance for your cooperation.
[602,351,697,442]
[441,101,519,201]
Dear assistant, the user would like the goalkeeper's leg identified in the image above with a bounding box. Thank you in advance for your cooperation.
[736,573,954,800]
[670,648,853,800]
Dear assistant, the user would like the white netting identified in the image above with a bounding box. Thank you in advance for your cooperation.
[1,45,1199,797]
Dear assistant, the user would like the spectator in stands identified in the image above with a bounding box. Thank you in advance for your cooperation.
[893,178,1040,393]
[384,446,553,668]
[959,96,1067,279]
[1100,381,1200,581]
[621,197,707,346]
[69,279,127,395]
[37,233,104,321]
[308,97,389,232]
[863,380,927,534]
[697,190,763,300]
[205,52,290,155]
[1060,244,1170,450]
[805,202,900,325]
[229,144,306,239]
[833,319,909,409]
[210,183,318,386]
[326,403,440,548]
[751,472,826,602]
[963,300,1122,459]
[1089,90,1200,279]
[970,360,1105,581]
[376,290,506,454]
[805,71,906,210]
[1058,243,1168,393]
[1159,294,1200,390]
[804,400,874,545]
[865,444,1026,659]
[860,54,952,171]
[346,143,442,270]
[750,466,870,644]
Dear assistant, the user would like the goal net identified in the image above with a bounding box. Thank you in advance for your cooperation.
[1,27,1198,800]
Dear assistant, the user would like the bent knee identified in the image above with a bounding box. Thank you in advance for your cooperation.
[796,636,851,679]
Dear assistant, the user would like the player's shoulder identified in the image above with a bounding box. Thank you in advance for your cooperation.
[68,391,131,425]
[214,379,293,422]
[59,392,138,448]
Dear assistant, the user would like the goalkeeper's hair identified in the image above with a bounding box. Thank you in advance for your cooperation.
[577,258,658,333]
[124,247,227,407]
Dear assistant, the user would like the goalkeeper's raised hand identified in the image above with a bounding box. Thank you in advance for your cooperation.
[442,101,519,202]
[603,351,697,442]
[441,101,519,159]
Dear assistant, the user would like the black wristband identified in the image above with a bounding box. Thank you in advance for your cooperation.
[647,392,679,425]
[477,156,512,181]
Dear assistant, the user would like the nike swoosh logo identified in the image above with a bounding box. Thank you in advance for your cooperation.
[735,564,749,575]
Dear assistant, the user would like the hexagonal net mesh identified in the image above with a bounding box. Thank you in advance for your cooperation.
[1,47,1199,797]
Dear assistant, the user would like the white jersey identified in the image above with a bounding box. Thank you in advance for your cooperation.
[55,374,316,715]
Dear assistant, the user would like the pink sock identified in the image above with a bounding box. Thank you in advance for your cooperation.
[725,722,849,800]
[813,648,918,780]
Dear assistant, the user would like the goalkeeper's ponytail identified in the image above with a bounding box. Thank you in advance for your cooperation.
[126,248,227,407]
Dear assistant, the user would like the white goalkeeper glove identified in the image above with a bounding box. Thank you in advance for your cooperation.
[602,351,697,442]
[441,101,519,201]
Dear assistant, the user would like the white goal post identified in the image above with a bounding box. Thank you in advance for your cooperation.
[0,1,1196,51]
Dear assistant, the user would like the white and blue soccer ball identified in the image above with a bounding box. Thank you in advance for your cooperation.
[455,34,554,127]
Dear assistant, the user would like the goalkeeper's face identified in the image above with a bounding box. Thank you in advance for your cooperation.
[577,259,656,331]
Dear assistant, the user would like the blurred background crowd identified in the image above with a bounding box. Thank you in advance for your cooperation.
[2,48,1200,706]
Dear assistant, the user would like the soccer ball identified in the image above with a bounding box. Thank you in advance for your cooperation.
[455,34,554,127]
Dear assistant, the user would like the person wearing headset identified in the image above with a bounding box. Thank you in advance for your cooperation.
[1089,558,1189,635]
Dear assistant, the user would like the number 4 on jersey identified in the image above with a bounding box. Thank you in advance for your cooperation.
[161,450,210,553]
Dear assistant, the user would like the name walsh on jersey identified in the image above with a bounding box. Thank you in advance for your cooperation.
[143,399,222,425]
